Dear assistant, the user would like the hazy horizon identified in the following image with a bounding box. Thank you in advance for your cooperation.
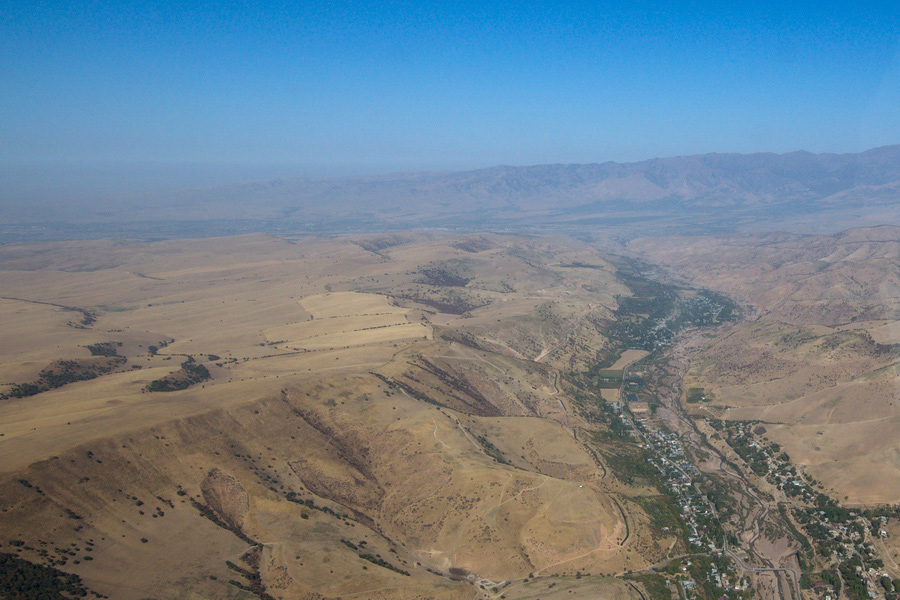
[3,1,898,205]
[2,1,898,240]
[3,142,898,206]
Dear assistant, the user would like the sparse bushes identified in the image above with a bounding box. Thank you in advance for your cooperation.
[358,553,409,576]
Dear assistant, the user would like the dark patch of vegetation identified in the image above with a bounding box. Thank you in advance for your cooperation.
[861,504,900,520]
[434,327,488,351]
[415,261,473,287]
[727,433,769,476]
[190,499,258,546]
[684,554,736,600]
[84,342,122,357]
[0,552,97,599]
[395,292,487,315]
[358,553,410,576]
[354,235,410,254]
[587,257,739,368]
[473,433,508,464]
[371,372,445,408]
[559,261,608,270]
[147,340,170,356]
[224,551,276,600]
[5,357,127,398]
[593,369,623,389]
[809,568,841,596]
[415,359,498,415]
[625,572,672,600]
[633,495,687,542]
[838,556,868,600]
[146,356,211,392]
[451,238,493,253]
[776,504,811,551]
[66,307,96,329]
[600,441,657,486]
[685,387,710,403]
[284,492,347,520]
[16,480,45,496]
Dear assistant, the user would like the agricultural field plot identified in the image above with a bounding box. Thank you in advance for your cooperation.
[299,290,406,319]
[593,369,624,389]
[281,322,429,350]
[264,292,431,351]
[865,319,900,344]
[609,349,649,369]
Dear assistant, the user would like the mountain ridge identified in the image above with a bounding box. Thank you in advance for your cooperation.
[3,145,897,239]
[107,144,900,216]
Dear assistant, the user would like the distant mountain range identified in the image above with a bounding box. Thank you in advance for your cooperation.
[3,145,898,240]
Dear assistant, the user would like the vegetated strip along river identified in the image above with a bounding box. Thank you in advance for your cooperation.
[619,325,801,600]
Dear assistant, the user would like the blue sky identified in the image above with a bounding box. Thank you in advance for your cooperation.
[1,0,897,190]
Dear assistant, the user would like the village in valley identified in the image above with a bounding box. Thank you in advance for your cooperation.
[602,358,900,600]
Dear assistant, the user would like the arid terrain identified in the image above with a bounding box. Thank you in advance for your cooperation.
[3,0,897,596]
[0,233,672,600]
[630,226,899,504]
[1,227,897,600]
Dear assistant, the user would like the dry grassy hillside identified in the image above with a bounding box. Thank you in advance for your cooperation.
[630,225,899,328]
[630,226,900,505]
[682,321,898,504]
[0,233,653,600]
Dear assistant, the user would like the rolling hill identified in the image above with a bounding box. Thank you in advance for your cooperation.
[0,233,667,599]
[630,226,900,504]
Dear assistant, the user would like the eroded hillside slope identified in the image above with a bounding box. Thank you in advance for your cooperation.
[630,226,900,504]
[0,233,662,600]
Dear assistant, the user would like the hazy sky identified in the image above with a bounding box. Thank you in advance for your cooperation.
[1,0,898,195]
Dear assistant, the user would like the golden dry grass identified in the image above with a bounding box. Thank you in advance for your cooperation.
[299,291,404,318]
[610,349,649,370]
[0,232,653,599]
[682,319,899,504]
[499,575,640,599]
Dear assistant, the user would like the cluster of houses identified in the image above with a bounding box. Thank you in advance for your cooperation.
[713,421,898,600]
[622,415,749,598]
[618,404,898,600]
[641,428,711,547]
[602,367,897,600]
